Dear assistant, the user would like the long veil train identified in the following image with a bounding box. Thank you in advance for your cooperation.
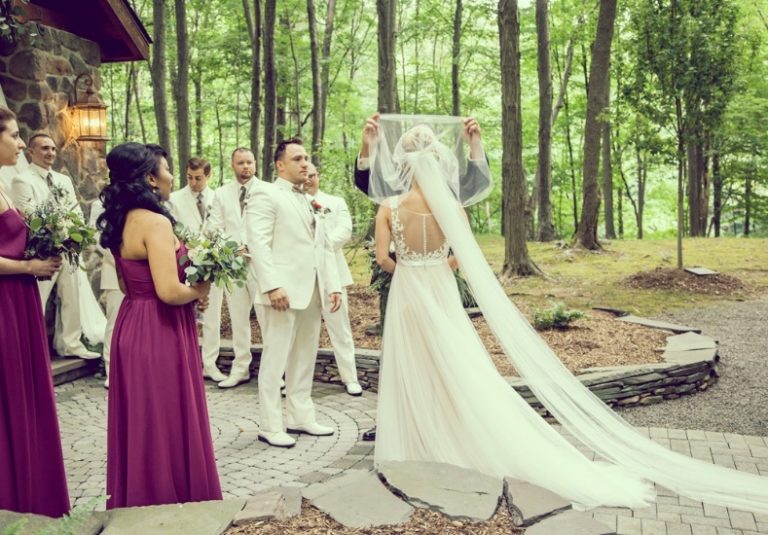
[369,114,768,513]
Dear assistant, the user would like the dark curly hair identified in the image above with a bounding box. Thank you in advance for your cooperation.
[98,142,175,250]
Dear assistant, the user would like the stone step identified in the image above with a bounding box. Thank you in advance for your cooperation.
[52,357,100,386]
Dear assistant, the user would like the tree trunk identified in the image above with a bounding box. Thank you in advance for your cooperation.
[319,0,336,144]
[451,0,462,116]
[244,0,261,170]
[602,122,616,239]
[174,0,191,186]
[535,0,555,241]
[577,0,616,250]
[675,96,685,269]
[133,65,147,143]
[262,0,277,182]
[151,0,173,171]
[307,0,322,165]
[564,89,578,232]
[498,0,539,277]
[193,63,203,156]
[215,103,224,182]
[744,154,754,236]
[711,149,721,237]
[377,0,398,113]
[124,63,133,140]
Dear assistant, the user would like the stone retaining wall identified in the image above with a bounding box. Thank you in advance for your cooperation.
[216,341,719,413]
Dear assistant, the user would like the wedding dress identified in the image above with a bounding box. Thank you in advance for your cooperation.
[371,115,768,512]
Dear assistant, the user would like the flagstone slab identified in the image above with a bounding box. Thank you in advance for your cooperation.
[664,332,717,352]
[525,510,615,535]
[100,499,245,535]
[232,487,301,525]
[0,509,104,535]
[617,315,701,334]
[301,469,371,501]
[310,472,413,528]
[504,477,572,527]
[685,267,718,276]
[378,461,503,521]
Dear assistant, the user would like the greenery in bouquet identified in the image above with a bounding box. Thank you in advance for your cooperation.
[176,224,249,292]
[24,190,95,268]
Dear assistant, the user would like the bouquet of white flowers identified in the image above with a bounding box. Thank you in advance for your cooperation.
[24,187,96,273]
[176,224,249,292]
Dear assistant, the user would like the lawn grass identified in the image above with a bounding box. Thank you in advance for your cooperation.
[345,236,768,317]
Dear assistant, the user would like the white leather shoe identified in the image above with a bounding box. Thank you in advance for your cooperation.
[203,366,227,382]
[218,373,250,388]
[64,346,100,359]
[258,431,296,448]
[287,422,335,436]
[345,382,363,396]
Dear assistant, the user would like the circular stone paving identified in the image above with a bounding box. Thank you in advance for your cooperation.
[54,377,377,509]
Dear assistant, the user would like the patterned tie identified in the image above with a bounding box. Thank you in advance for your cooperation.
[196,192,206,221]
[239,185,247,215]
[45,172,54,188]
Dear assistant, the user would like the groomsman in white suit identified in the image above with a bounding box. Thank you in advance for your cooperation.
[206,148,264,387]
[246,138,342,448]
[11,133,99,359]
[169,157,225,381]
[88,195,123,387]
[304,163,362,396]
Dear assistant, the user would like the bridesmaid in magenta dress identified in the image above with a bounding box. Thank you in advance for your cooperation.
[98,142,221,509]
[0,106,70,517]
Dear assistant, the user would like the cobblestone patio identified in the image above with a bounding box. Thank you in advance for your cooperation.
[55,377,768,534]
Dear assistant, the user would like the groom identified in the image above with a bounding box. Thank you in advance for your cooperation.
[245,138,342,448]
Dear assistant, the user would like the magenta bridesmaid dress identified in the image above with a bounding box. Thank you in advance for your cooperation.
[106,244,222,509]
[0,206,70,517]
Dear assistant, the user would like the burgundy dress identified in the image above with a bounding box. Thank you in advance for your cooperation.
[0,207,70,517]
[106,244,222,509]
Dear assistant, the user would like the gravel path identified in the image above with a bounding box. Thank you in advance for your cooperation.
[618,298,768,436]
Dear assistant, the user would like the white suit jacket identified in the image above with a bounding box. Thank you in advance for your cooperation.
[205,178,257,244]
[245,178,341,310]
[314,190,354,287]
[170,185,214,234]
[11,163,81,216]
[88,199,119,291]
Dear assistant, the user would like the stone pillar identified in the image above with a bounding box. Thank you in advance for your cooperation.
[0,24,107,209]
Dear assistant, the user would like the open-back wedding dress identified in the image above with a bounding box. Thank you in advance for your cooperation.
[371,114,768,512]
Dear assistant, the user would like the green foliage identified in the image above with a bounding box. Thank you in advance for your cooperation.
[1,519,27,535]
[102,0,767,239]
[0,0,33,41]
[176,224,249,291]
[532,302,584,330]
[38,495,108,535]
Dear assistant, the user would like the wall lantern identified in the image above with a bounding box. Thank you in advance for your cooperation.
[70,73,109,142]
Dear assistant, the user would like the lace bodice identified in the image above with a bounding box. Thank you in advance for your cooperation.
[389,198,449,266]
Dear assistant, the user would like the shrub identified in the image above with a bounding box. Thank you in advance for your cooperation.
[533,302,584,330]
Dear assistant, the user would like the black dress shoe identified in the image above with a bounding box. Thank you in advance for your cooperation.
[362,426,377,441]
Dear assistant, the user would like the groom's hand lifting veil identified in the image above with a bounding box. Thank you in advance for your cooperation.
[328,292,342,313]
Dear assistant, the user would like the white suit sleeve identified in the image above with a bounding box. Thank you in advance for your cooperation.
[245,187,282,294]
[10,176,35,215]
[325,196,353,252]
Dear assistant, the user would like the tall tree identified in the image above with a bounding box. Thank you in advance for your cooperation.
[262,0,277,182]
[602,122,616,239]
[307,0,322,165]
[534,0,555,241]
[243,0,262,170]
[174,0,191,185]
[377,0,398,113]
[577,0,617,250]
[498,0,539,277]
[319,0,336,145]
[451,0,462,116]
[150,0,173,172]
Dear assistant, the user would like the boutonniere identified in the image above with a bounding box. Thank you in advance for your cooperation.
[310,199,331,215]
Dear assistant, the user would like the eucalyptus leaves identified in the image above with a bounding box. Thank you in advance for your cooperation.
[24,187,96,272]
[176,224,249,292]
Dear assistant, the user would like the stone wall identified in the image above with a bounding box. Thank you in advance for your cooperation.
[0,25,106,207]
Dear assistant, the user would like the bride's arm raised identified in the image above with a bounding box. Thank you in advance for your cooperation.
[375,203,396,274]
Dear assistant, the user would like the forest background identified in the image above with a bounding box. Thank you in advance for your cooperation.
[102,0,768,272]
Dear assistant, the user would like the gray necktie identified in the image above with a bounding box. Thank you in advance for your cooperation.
[197,193,206,220]
[239,186,247,214]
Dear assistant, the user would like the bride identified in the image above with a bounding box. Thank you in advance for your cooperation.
[366,114,768,512]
